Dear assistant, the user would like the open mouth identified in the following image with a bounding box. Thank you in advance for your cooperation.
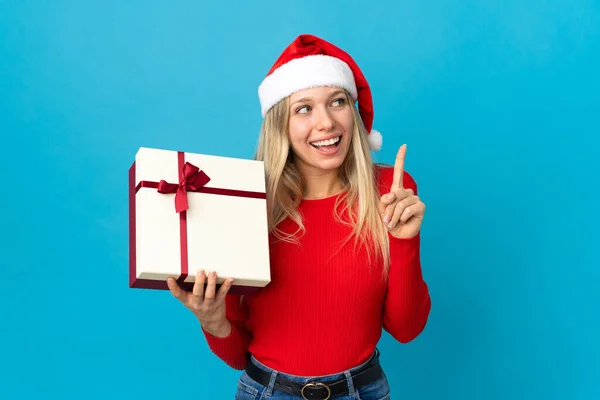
[310,135,342,150]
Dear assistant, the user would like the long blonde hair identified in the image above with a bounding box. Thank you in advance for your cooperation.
[254,90,391,273]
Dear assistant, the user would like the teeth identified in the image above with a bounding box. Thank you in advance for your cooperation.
[311,136,340,147]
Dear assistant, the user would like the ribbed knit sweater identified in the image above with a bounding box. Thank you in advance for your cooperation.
[201,166,431,376]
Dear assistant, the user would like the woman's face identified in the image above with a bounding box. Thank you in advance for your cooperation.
[287,86,354,175]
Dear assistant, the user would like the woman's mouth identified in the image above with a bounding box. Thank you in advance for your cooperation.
[310,135,342,154]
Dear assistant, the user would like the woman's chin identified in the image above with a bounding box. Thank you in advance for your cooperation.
[307,156,346,172]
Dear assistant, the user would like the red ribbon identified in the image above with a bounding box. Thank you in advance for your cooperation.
[156,161,211,213]
[136,152,267,213]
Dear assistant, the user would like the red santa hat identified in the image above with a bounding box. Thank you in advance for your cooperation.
[258,34,383,151]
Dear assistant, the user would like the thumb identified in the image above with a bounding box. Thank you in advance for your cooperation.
[167,277,187,302]
[378,192,395,214]
[381,192,396,204]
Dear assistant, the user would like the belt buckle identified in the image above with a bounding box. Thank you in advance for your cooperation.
[301,382,331,400]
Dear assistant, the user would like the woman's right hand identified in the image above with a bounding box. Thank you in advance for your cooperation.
[167,269,235,337]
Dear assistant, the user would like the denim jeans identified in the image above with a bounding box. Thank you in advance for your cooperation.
[234,349,390,400]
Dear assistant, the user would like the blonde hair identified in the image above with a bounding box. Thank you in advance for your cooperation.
[254,90,391,274]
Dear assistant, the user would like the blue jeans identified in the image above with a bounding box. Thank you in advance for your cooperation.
[235,349,390,400]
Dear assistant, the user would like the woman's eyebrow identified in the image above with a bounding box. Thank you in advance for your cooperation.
[291,96,311,106]
[291,90,345,107]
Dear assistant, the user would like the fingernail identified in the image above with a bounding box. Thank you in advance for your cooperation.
[387,193,394,199]
[383,215,390,223]
[388,222,395,228]
[210,271,216,278]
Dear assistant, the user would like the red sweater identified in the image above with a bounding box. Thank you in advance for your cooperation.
[201,166,431,376]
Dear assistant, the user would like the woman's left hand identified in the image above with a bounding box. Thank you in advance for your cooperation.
[379,144,426,239]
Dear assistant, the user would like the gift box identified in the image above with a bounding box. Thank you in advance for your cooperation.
[129,147,271,295]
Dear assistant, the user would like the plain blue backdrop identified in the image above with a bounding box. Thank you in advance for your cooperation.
[1,1,598,399]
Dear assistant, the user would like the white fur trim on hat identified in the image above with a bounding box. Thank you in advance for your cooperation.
[258,55,358,117]
[368,129,382,151]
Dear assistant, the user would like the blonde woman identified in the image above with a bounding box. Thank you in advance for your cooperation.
[167,34,431,400]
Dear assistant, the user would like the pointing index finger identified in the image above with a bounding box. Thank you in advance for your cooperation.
[392,144,407,190]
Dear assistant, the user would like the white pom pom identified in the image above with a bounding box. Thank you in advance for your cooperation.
[368,129,382,151]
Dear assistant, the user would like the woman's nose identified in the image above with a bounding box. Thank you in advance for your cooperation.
[315,108,335,131]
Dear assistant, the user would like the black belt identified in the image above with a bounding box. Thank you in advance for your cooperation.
[244,349,383,400]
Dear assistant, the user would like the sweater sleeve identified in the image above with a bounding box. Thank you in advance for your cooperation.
[383,232,431,343]
[201,293,251,370]
[377,166,432,343]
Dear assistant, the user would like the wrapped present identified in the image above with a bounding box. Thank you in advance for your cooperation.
[129,147,271,294]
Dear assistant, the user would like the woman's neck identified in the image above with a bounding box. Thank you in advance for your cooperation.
[300,168,345,200]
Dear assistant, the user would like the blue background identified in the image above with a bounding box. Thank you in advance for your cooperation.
[1,1,598,399]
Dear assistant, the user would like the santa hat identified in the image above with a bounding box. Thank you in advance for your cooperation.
[258,34,383,151]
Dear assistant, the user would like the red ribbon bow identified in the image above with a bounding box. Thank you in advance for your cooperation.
[157,162,211,213]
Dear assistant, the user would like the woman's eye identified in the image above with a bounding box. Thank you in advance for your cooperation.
[296,105,310,114]
[332,98,346,107]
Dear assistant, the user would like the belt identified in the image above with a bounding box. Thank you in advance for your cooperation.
[244,349,383,400]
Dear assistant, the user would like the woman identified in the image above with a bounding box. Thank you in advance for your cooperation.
[167,34,431,399]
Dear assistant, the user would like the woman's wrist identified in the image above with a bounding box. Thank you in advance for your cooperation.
[201,318,232,338]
